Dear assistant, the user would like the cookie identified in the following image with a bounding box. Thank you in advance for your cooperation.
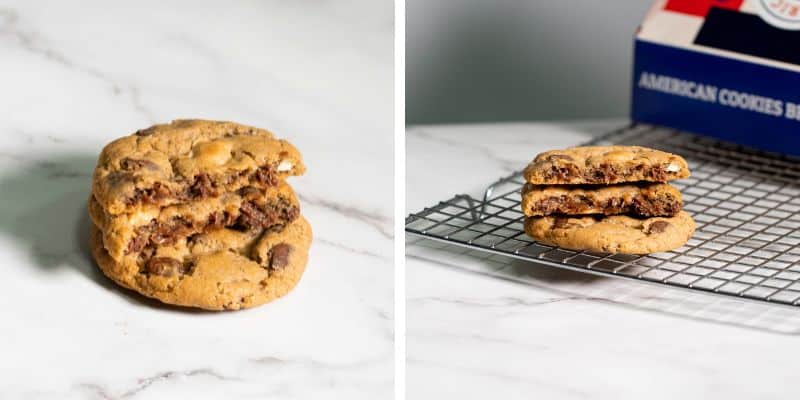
[89,181,300,262]
[91,119,305,215]
[524,211,695,254]
[523,146,689,185]
[90,215,312,310]
[521,182,682,217]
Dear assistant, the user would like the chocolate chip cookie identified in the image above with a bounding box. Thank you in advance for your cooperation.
[90,216,312,310]
[92,119,305,215]
[521,182,682,217]
[523,146,689,185]
[524,211,695,254]
[89,119,311,310]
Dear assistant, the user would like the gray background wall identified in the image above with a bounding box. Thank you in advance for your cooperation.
[407,0,651,124]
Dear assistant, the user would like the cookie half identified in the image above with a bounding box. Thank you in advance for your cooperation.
[521,183,682,217]
[90,215,312,311]
[523,145,689,185]
[91,119,306,215]
[89,181,300,262]
[524,211,695,254]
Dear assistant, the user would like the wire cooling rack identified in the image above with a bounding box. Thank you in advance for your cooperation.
[406,123,800,307]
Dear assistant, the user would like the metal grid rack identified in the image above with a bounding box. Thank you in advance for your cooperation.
[406,124,800,307]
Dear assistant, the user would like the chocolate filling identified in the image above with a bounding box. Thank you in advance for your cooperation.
[632,195,680,217]
[542,164,673,184]
[648,167,668,182]
[189,173,218,198]
[547,164,581,181]
[121,158,159,171]
[532,193,680,217]
[234,200,300,231]
[126,199,299,255]
[142,257,194,277]
[127,182,173,207]
[253,165,278,187]
[535,195,594,215]
[124,165,279,207]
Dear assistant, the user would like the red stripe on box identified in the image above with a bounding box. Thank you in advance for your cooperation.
[664,0,744,17]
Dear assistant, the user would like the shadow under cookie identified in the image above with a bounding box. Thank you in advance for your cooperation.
[0,155,103,281]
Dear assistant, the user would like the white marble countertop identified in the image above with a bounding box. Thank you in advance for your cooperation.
[407,121,800,400]
[0,1,392,399]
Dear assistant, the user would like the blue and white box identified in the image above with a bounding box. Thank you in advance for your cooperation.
[632,0,800,155]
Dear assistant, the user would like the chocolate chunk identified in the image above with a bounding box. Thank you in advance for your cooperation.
[553,217,571,229]
[127,231,149,253]
[237,202,267,230]
[127,220,156,254]
[632,196,680,217]
[563,195,591,213]
[134,128,154,136]
[547,164,579,180]
[536,196,565,214]
[632,198,650,216]
[663,202,680,215]
[120,158,159,171]
[151,218,193,245]
[648,167,668,182]
[236,201,299,231]
[590,164,617,183]
[183,260,196,275]
[107,171,136,186]
[253,166,278,186]
[207,211,236,228]
[238,186,261,198]
[189,173,218,198]
[604,165,617,179]
[143,257,186,276]
[127,182,171,206]
[283,204,300,222]
[647,220,670,234]
[127,218,193,254]
[268,243,293,270]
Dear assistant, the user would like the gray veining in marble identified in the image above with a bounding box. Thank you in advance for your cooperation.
[0,1,393,399]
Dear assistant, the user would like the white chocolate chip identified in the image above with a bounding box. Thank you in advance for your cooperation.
[129,209,159,226]
[277,160,293,172]
[666,163,680,172]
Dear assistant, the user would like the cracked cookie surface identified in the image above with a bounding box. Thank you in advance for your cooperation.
[89,181,300,262]
[521,182,682,217]
[90,216,312,310]
[524,211,695,254]
[92,119,305,215]
[523,145,689,185]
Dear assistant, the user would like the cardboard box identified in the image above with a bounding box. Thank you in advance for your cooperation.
[632,0,800,155]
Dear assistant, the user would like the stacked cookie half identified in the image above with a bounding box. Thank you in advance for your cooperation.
[521,146,695,254]
[89,120,312,310]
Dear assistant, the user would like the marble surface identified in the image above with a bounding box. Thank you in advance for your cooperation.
[0,1,393,399]
[407,121,800,400]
